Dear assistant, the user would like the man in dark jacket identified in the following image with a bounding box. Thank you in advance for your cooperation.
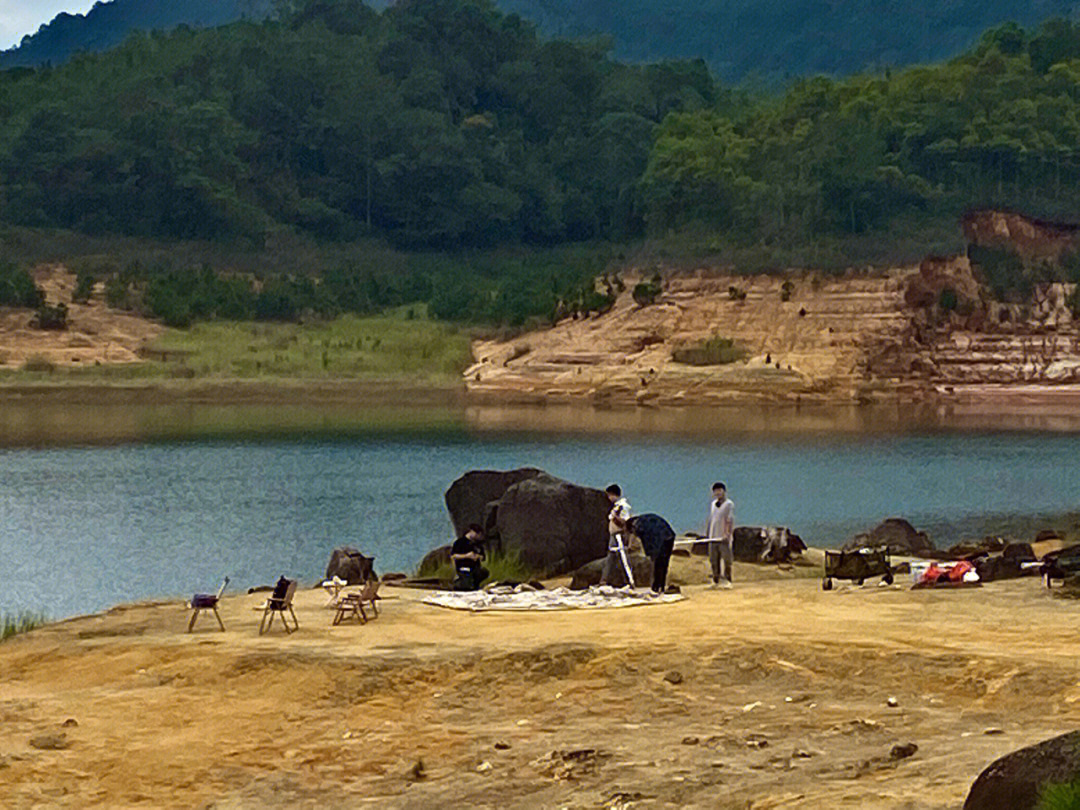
[451,524,488,591]
[625,513,676,594]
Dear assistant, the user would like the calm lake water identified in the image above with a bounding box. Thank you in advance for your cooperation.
[2,399,1080,618]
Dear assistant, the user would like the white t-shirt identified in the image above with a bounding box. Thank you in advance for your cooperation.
[608,498,631,551]
[706,498,734,541]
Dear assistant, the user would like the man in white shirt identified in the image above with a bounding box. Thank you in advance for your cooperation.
[705,481,734,589]
[601,484,635,587]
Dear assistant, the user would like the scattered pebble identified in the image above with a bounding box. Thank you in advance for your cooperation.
[664,670,683,685]
[890,742,918,761]
[742,701,762,712]
[984,727,1005,736]
[516,719,530,726]
[407,758,426,780]
[745,734,769,749]
[61,718,78,728]
[681,736,700,746]
[494,742,511,750]
[792,748,815,759]
[29,733,68,751]
[886,697,899,708]
[477,761,493,773]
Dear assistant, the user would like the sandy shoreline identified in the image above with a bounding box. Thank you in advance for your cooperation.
[2,559,1079,809]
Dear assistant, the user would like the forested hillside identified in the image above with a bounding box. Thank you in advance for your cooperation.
[4,0,1080,328]
[5,0,1080,80]
[0,0,272,69]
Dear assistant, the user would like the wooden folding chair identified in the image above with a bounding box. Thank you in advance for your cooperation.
[332,580,380,626]
[259,578,299,634]
[188,577,230,633]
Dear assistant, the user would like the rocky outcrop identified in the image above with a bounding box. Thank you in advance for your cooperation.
[325,547,376,584]
[963,210,1080,266]
[569,555,654,590]
[843,518,935,557]
[964,730,1080,810]
[444,468,544,537]
[494,474,611,575]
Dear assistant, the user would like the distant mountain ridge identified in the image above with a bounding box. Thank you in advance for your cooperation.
[3,0,1080,78]
[0,0,274,69]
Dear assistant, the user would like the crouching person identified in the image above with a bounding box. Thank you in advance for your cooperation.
[625,513,676,594]
[452,524,489,591]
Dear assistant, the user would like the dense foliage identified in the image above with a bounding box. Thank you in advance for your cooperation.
[0,0,715,250]
[0,0,272,69]
[7,0,1080,82]
[6,3,1080,327]
[640,21,1080,243]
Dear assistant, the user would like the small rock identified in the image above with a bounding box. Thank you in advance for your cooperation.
[890,742,918,761]
[886,697,899,708]
[477,761,493,773]
[494,741,511,750]
[984,727,1005,736]
[664,670,683,685]
[407,758,426,781]
[745,734,769,749]
[742,701,762,712]
[29,732,68,751]
[61,718,78,728]
[682,736,700,746]
[792,748,815,759]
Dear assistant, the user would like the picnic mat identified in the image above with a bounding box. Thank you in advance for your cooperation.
[423,585,685,612]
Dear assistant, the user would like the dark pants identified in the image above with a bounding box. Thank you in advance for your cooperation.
[453,565,489,591]
[650,538,674,593]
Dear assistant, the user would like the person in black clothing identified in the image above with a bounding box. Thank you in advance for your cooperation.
[625,513,676,594]
[451,524,489,591]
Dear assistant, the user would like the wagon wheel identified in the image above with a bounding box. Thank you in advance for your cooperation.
[822,577,833,591]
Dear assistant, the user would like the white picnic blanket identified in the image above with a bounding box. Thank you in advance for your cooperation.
[422,585,685,612]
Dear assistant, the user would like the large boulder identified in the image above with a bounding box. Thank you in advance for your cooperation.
[569,555,654,590]
[964,731,1080,810]
[843,518,935,557]
[418,544,452,576]
[494,473,611,576]
[325,547,376,584]
[444,468,544,537]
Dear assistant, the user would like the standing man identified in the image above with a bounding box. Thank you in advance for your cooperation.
[705,482,735,589]
[601,484,635,587]
[451,524,489,591]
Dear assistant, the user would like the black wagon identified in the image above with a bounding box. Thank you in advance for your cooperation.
[822,547,893,590]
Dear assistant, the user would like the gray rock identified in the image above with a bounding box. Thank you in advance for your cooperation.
[324,547,375,584]
[494,473,611,575]
[964,730,1080,810]
[444,468,544,537]
[418,544,452,576]
[29,732,68,750]
[843,518,935,557]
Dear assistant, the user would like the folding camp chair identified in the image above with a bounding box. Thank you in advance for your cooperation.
[188,577,230,633]
[259,578,299,634]
[332,579,380,626]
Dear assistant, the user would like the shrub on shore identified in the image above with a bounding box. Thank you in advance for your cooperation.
[417,549,535,585]
[671,336,748,366]
[1,612,47,642]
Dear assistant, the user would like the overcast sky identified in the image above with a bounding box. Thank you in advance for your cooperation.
[0,1,97,50]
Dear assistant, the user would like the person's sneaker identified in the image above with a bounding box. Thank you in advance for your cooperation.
[719,580,733,590]
[707,581,720,590]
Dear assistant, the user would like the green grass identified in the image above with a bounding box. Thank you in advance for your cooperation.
[416,548,537,585]
[671,335,748,366]
[1,612,47,642]
[1038,779,1080,810]
[0,307,474,386]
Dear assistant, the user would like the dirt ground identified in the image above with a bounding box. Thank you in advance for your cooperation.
[2,558,1079,810]
[0,266,162,369]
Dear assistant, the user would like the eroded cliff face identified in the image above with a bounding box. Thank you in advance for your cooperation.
[963,209,1080,265]
[466,255,1080,405]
